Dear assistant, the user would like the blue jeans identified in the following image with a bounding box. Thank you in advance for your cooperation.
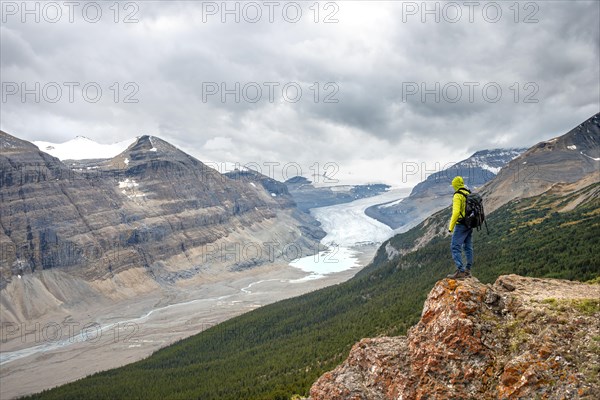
[451,224,473,272]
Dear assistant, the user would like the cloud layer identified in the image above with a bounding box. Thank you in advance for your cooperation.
[1,1,598,185]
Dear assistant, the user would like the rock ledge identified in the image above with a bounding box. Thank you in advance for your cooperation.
[308,274,600,399]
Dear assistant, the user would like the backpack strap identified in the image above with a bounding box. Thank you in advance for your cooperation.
[454,188,471,221]
[454,187,470,197]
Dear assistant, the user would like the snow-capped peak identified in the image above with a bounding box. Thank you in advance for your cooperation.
[454,148,526,175]
[34,136,136,160]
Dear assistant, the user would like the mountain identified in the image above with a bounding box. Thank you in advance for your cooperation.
[27,179,599,400]
[365,148,526,230]
[308,275,600,399]
[483,112,600,214]
[26,167,600,399]
[371,113,600,256]
[285,176,390,213]
[0,132,324,323]
[33,136,135,160]
[224,169,326,240]
[16,114,600,399]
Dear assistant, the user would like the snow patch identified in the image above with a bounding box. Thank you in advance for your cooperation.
[456,149,525,176]
[567,145,577,150]
[148,137,158,152]
[580,151,600,161]
[271,193,277,197]
[481,165,502,174]
[250,182,256,187]
[119,179,139,189]
[211,162,250,174]
[118,179,146,199]
[329,185,354,192]
[124,158,129,165]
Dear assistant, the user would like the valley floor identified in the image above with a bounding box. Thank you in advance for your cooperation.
[1,190,407,399]
[0,246,378,399]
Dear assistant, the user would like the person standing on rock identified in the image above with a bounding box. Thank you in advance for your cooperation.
[447,176,473,279]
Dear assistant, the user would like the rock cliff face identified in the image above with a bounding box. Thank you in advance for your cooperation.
[308,275,600,399]
[483,113,600,214]
[0,132,325,321]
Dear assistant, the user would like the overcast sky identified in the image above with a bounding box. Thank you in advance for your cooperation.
[1,0,599,186]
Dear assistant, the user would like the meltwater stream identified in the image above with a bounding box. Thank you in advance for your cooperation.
[0,293,237,366]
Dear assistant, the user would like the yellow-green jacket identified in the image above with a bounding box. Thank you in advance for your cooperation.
[449,176,468,232]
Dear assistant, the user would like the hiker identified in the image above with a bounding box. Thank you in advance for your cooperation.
[447,176,472,279]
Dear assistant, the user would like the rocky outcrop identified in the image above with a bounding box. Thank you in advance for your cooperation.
[309,275,600,399]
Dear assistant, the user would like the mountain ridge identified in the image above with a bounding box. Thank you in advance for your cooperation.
[365,147,526,230]
[0,131,325,323]
[375,112,600,259]
[482,112,600,214]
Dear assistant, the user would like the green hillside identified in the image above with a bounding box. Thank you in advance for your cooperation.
[27,183,600,400]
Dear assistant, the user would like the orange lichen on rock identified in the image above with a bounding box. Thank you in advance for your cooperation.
[308,275,600,400]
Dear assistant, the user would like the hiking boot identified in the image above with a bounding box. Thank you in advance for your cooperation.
[447,270,467,280]
[465,269,472,277]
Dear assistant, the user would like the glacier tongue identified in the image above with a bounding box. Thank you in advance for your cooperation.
[311,188,409,248]
[288,189,410,279]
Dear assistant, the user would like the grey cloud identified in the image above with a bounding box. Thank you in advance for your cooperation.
[0,0,598,185]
